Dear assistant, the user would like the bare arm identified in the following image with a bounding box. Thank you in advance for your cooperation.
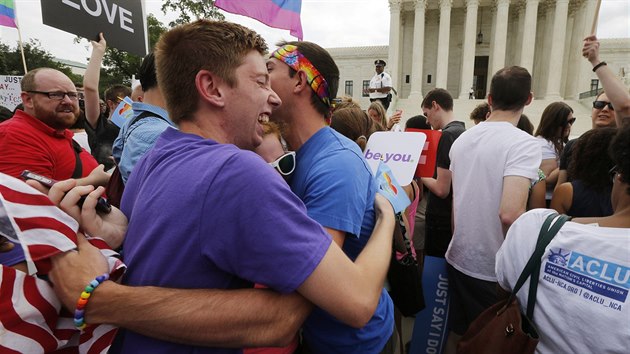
[84,33,106,128]
[555,169,568,190]
[499,176,531,236]
[324,227,346,248]
[0,236,14,253]
[528,179,547,210]
[549,182,573,215]
[583,35,630,123]
[297,194,394,328]
[421,167,452,199]
[539,159,558,184]
[49,192,394,342]
[49,235,311,347]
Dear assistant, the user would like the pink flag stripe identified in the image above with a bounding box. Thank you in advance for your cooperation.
[0,15,16,28]
[216,0,303,40]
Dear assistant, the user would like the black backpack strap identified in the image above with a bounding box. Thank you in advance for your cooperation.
[71,140,84,179]
[123,110,169,145]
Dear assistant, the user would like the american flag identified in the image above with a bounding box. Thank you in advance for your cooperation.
[0,172,124,353]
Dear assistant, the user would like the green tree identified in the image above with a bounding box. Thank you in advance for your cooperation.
[161,0,224,27]
[0,39,81,83]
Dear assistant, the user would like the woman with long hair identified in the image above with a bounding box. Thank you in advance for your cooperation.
[534,102,575,200]
[367,101,388,130]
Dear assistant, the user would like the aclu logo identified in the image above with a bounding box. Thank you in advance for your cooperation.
[364,149,413,164]
[566,251,630,289]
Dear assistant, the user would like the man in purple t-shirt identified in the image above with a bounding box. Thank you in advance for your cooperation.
[47,20,395,354]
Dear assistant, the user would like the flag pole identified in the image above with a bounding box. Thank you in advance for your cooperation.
[590,0,602,35]
[13,2,28,74]
[16,25,27,74]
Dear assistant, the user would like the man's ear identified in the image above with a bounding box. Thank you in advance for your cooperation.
[525,92,533,106]
[196,70,225,108]
[294,70,309,95]
[20,92,33,110]
[487,94,493,108]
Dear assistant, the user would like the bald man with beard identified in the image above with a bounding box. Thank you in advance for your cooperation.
[0,68,101,182]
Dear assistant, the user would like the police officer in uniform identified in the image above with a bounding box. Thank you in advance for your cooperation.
[366,59,393,110]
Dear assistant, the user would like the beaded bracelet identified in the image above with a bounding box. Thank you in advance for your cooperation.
[74,273,109,330]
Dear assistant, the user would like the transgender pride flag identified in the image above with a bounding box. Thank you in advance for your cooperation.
[216,0,303,40]
[0,0,17,28]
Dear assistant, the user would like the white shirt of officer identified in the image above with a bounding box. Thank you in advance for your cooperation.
[369,61,392,99]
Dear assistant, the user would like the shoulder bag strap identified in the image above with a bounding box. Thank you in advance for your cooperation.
[71,140,83,179]
[526,214,572,319]
[506,213,569,305]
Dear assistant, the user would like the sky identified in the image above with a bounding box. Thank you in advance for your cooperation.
[0,0,628,66]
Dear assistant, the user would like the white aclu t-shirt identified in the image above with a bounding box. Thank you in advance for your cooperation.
[497,209,630,354]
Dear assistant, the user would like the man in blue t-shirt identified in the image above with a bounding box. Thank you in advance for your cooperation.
[47,20,396,354]
[268,42,394,353]
[112,52,175,184]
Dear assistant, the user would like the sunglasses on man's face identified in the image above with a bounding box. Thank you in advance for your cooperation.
[593,100,614,110]
[268,151,296,176]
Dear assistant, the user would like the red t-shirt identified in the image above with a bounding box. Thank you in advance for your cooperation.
[0,110,98,180]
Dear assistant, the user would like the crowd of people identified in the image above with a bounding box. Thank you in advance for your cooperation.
[0,19,628,354]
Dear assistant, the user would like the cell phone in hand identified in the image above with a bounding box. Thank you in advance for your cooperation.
[20,170,112,214]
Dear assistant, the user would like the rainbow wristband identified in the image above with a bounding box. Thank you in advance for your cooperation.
[74,273,109,330]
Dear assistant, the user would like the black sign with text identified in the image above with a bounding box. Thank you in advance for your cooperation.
[41,0,147,56]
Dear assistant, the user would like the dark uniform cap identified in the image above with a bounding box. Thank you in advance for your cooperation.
[374,59,386,67]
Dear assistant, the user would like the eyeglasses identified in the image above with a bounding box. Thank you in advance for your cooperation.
[27,90,79,101]
[609,165,619,183]
[268,151,296,176]
[593,101,614,110]
[565,117,576,126]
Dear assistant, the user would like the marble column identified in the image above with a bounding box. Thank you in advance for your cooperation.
[409,0,427,99]
[459,0,480,98]
[545,0,570,99]
[519,0,540,73]
[513,2,526,66]
[436,0,452,88]
[490,0,510,76]
[575,0,598,99]
[388,0,402,96]
[567,0,587,99]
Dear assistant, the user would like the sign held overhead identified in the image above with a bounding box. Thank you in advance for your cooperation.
[40,0,147,56]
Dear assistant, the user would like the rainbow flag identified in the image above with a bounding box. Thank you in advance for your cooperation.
[216,0,303,40]
[0,0,16,28]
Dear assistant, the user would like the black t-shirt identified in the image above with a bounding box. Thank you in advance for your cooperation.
[426,120,466,218]
[85,114,119,170]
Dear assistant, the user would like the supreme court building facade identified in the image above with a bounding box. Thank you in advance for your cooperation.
[330,0,629,129]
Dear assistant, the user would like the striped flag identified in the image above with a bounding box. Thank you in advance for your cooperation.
[0,0,17,28]
[0,173,124,353]
[216,0,303,40]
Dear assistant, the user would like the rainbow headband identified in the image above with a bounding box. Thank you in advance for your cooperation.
[271,44,331,108]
